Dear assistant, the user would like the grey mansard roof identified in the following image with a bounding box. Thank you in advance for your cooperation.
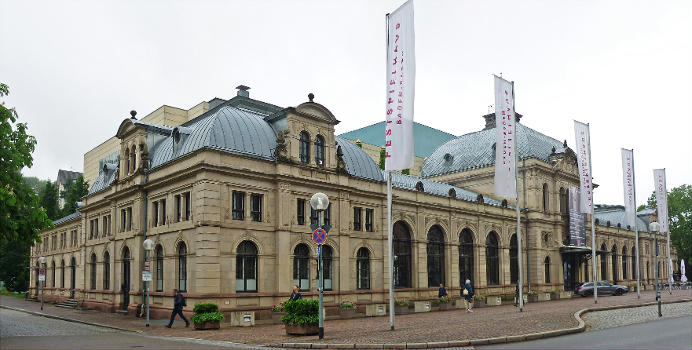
[335,136,385,182]
[422,123,567,178]
[593,205,650,233]
[53,211,81,225]
[88,163,118,195]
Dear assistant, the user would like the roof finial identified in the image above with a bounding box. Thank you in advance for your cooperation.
[130,110,137,119]
[308,93,314,102]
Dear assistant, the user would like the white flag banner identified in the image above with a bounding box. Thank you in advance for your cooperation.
[574,120,594,213]
[621,149,636,227]
[493,75,517,198]
[654,169,668,233]
[384,0,415,171]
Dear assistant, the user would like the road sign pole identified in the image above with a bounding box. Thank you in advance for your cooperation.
[318,210,325,340]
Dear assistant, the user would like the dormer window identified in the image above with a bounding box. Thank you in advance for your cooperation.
[299,131,310,164]
[315,135,325,166]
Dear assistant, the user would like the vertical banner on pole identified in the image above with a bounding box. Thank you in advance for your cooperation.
[385,0,415,172]
[574,120,597,303]
[493,75,517,198]
[621,148,641,298]
[654,168,672,293]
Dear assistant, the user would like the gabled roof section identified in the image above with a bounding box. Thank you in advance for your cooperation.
[53,211,81,226]
[422,123,567,178]
[339,121,456,158]
[88,163,118,195]
[116,118,173,139]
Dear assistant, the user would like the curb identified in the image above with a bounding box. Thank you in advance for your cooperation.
[279,298,692,349]
[0,305,143,334]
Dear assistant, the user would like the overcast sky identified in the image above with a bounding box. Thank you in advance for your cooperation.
[1,0,690,206]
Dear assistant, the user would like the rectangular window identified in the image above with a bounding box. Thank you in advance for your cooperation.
[232,191,245,220]
[365,209,374,232]
[250,194,262,222]
[160,199,166,225]
[94,218,98,237]
[353,207,362,231]
[324,204,331,226]
[175,194,181,222]
[127,207,132,231]
[103,216,108,235]
[153,202,159,226]
[297,199,306,225]
[183,192,191,221]
[310,207,318,226]
[121,209,126,232]
[89,220,93,239]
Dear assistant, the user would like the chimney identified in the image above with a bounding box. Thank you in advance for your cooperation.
[236,85,250,97]
[482,112,523,130]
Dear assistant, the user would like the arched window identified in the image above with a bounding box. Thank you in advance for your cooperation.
[299,131,310,164]
[70,257,76,290]
[293,244,310,291]
[155,245,163,292]
[51,261,56,288]
[61,259,65,288]
[321,245,333,291]
[356,247,370,290]
[486,232,500,286]
[646,261,650,281]
[103,251,110,290]
[622,247,628,280]
[584,260,589,282]
[90,253,97,290]
[125,148,130,174]
[611,245,618,283]
[236,241,258,292]
[559,187,567,214]
[544,256,551,283]
[314,135,325,166]
[459,229,474,286]
[131,145,136,172]
[510,234,518,284]
[542,183,549,213]
[427,225,445,287]
[631,247,636,281]
[600,243,607,280]
[393,221,412,288]
[178,242,187,292]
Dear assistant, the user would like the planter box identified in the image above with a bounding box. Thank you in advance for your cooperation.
[339,308,357,319]
[560,291,572,299]
[394,305,409,315]
[285,324,319,336]
[527,295,538,303]
[486,296,501,306]
[414,301,431,313]
[550,293,560,300]
[194,320,220,330]
[439,302,453,311]
[272,312,286,324]
[473,299,485,308]
[538,293,551,301]
[365,304,387,317]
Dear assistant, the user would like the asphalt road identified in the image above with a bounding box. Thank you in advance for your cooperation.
[479,315,692,350]
[0,308,268,350]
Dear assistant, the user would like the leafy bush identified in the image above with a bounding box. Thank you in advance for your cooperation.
[280,299,319,326]
[395,300,409,306]
[439,296,451,303]
[340,301,355,309]
[193,303,219,314]
[272,302,285,312]
[190,312,224,324]
[473,295,485,301]
[528,292,538,296]
[550,290,558,295]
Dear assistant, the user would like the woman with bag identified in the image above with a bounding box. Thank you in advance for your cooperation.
[462,279,474,312]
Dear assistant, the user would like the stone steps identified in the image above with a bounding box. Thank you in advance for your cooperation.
[55,299,78,309]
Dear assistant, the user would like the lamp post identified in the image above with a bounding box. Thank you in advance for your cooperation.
[648,222,662,317]
[38,256,46,310]
[310,192,329,340]
[143,238,155,327]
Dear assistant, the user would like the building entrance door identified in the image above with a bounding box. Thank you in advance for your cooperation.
[70,257,76,299]
[121,247,130,310]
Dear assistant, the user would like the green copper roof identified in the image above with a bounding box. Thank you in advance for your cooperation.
[339,121,456,158]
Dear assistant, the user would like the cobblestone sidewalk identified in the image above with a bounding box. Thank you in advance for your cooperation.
[584,301,692,331]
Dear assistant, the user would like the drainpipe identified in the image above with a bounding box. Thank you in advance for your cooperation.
[141,171,149,311]
[522,159,530,293]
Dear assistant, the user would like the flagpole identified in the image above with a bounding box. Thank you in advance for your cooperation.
[512,81,524,312]
[631,149,641,299]
[385,11,395,331]
[664,168,672,295]
[587,124,597,304]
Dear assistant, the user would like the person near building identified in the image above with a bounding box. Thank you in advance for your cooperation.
[462,279,474,312]
[289,285,302,301]
[166,289,189,328]
[438,283,448,298]
[514,279,520,307]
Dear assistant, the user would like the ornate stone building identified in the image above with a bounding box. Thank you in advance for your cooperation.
[30,87,676,320]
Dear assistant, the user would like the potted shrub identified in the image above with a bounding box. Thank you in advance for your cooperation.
[339,301,357,319]
[394,300,409,315]
[527,292,538,303]
[191,303,224,330]
[438,296,453,311]
[550,290,559,300]
[272,302,286,324]
[281,299,319,335]
[472,295,485,308]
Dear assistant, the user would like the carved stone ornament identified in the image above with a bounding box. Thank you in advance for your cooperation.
[140,143,150,170]
[415,181,424,192]
[448,188,456,199]
[476,194,484,204]
[274,130,290,162]
[336,145,348,175]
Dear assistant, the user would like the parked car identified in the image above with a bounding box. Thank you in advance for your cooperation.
[576,281,629,296]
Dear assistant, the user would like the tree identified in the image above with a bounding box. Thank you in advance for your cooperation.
[0,83,53,291]
[60,175,89,217]
[39,181,60,220]
[645,184,692,280]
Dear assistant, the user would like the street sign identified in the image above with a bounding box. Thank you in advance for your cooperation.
[312,228,327,245]
[142,271,152,282]
[38,275,45,281]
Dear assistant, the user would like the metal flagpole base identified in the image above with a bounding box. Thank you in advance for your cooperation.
[319,327,324,339]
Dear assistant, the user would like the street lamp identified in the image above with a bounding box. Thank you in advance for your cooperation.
[310,192,329,340]
[143,238,155,327]
[648,222,662,317]
[38,256,46,310]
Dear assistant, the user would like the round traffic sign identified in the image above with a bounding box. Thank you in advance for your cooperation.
[312,228,327,245]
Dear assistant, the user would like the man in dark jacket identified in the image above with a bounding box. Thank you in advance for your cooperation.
[462,279,474,312]
[166,288,189,328]
[289,285,302,301]
[438,283,448,298]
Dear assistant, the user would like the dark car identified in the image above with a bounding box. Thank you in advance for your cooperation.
[576,281,629,296]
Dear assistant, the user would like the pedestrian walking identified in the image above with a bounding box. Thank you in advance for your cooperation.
[514,279,520,307]
[289,285,302,301]
[438,283,448,298]
[166,288,189,328]
[462,279,474,312]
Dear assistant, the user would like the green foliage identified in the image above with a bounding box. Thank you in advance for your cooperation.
[272,302,285,312]
[193,303,219,314]
[379,147,385,170]
[473,295,486,301]
[280,299,319,326]
[59,175,89,217]
[190,312,224,323]
[23,176,48,193]
[394,300,409,306]
[439,296,451,303]
[339,301,355,309]
[402,169,410,175]
[39,181,60,220]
